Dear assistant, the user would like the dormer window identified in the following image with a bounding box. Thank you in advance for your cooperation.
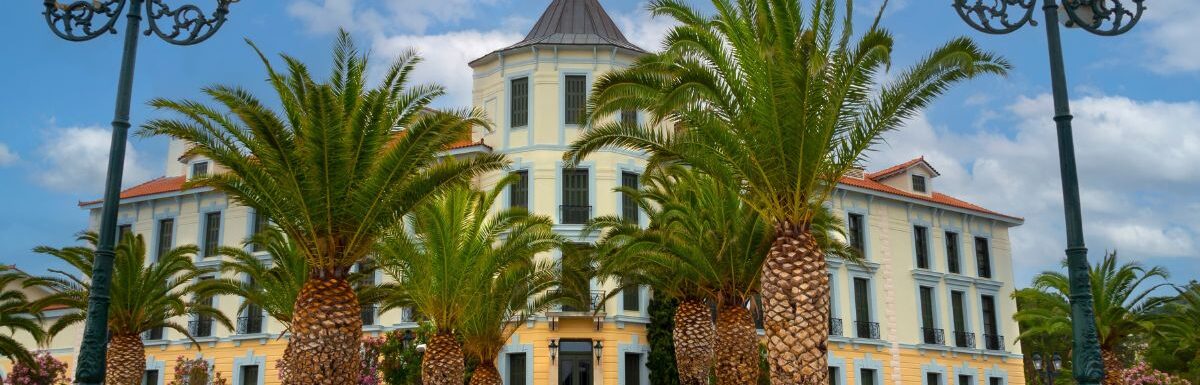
[191,161,209,180]
[912,174,927,193]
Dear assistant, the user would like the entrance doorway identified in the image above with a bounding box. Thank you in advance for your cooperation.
[558,340,594,385]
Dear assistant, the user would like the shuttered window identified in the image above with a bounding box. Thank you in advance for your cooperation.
[914,225,930,269]
[975,237,992,278]
[156,219,174,261]
[203,212,221,258]
[621,109,638,125]
[251,211,269,252]
[621,172,639,224]
[510,170,529,209]
[511,77,529,128]
[564,75,586,125]
[945,231,960,274]
[561,168,589,224]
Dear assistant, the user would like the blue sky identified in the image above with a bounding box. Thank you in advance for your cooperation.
[2,0,1198,288]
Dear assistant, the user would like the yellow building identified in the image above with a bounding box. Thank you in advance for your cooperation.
[1,1,1027,384]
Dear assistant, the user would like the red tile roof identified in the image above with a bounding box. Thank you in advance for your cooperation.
[78,176,188,207]
[841,159,1020,222]
[866,156,940,179]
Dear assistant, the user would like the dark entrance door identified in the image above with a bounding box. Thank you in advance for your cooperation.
[558,340,594,385]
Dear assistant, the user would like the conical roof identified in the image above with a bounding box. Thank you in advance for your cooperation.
[471,0,645,66]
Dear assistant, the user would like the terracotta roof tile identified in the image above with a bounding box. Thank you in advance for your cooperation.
[78,176,188,207]
[838,174,1020,221]
[865,156,940,179]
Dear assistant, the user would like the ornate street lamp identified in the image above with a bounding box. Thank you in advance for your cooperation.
[1032,352,1064,385]
[549,339,560,364]
[593,340,603,363]
[951,1,1146,385]
[41,1,237,384]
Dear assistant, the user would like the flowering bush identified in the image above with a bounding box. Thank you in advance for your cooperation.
[361,335,386,385]
[1122,362,1193,385]
[3,352,71,385]
[167,356,227,385]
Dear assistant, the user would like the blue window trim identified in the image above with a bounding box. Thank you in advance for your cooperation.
[953,363,980,385]
[853,354,884,385]
[558,70,592,145]
[983,365,1009,385]
[554,160,596,226]
[191,275,221,336]
[921,359,949,385]
[505,158,535,211]
[232,349,267,385]
[973,235,994,279]
[615,160,646,227]
[915,282,944,334]
[844,206,871,262]
[618,335,651,385]
[829,351,849,385]
[187,159,211,180]
[945,284,974,337]
[504,72,535,150]
[196,197,227,261]
[150,210,178,263]
[847,269,879,340]
[497,334,534,385]
[910,217,935,271]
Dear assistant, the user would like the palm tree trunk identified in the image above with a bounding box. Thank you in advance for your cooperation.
[281,274,362,385]
[715,305,760,385]
[761,221,829,385]
[422,332,465,385]
[1102,349,1123,385]
[105,333,145,385]
[469,360,502,385]
[674,297,715,385]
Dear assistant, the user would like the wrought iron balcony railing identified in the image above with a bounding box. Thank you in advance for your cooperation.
[560,205,592,225]
[954,331,976,348]
[143,327,164,341]
[983,333,1005,351]
[854,321,880,339]
[361,305,378,326]
[189,318,213,338]
[921,327,945,345]
[829,318,843,337]
[237,315,263,334]
[553,290,606,313]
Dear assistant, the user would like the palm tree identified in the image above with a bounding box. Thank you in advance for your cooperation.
[214,227,391,335]
[0,266,46,367]
[593,166,857,385]
[1148,282,1200,383]
[377,181,562,385]
[1014,251,1169,384]
[138,31,506,383]
[32,232,230,385]
[564,1,1007,382]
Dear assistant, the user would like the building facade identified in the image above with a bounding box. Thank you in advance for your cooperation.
[1,1,1027,384]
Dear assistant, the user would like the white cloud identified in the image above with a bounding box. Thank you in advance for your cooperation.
[0,143,17,166]
[1142,0,1200,74]
[288,0,500,35]
[612,3,679,52]
[871,93,1200,282]
[371,29,524,107]
[34,126,153,194]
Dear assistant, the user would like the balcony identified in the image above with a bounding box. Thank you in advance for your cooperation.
[954,331,975,348]
[829,318,843,337]
[983,334,1005,351]
[361,305,378,326]
[921,327,945,345]
[854,321,880,339]
[560,205,592,225]
[237,315,264,334]
[189,318,213,338]
[551,290,606,314]
[143,327,164,341]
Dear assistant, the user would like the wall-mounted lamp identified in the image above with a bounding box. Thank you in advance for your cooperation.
[548,339,559,364]
[593,340,604,363]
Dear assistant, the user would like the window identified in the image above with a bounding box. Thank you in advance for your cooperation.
[829,367,840,385]
[989,378,1003,385]
[951,291,969,347]
[241,277,263,334]
[143,369,159,385]
[624,353,642,385]
[508,353,527,385]
[848,213,865,253]
[358,261,377,326]
[117,224,132,243]
[958,375,972,385]
[975,237,992,278]
[510,77,529,128]
[251,211,269,252]
[203,212,221,258]
[564,75,587,125]
[240,365,260,385]
[912,174,927,192]
[927,373,942,385]
[981,295,1001,350]
[914,226,930,269]
[561,168,590,224]
[945,231,961,274]
[860,368,877,385]
[193,277,214,337]
[156,219,174,261]
[623,287,640,312]
[920,286,938,344]
[191,162,209,179]
[510,170,529,209]
[621,172,639,224]
[853,277,876,339]
[621,109,638,126]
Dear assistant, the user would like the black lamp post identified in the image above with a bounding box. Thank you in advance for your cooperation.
[951,1,1146,384]
[1032,352,1064,385]
[40,1,237,383]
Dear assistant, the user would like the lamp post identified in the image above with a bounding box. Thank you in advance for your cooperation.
[1032,352,1064,385]
[41,1,237,383]
[951,1,1146,384]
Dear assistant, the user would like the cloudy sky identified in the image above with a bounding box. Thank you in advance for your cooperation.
[1,0,1198,288]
